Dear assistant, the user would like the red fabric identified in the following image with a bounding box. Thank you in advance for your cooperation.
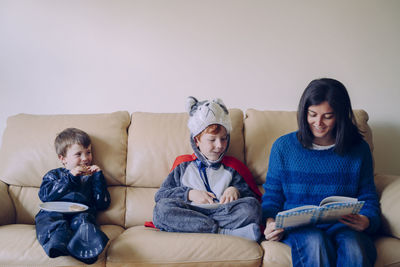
[169,154,196,172]
[144,221,157,229]
[221,156,262,201]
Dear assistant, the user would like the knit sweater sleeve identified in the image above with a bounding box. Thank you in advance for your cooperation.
[261,139,285,222]
[357,141,381,234]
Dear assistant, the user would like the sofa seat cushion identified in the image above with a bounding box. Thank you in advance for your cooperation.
[375,236,400,267]
[374,174,400,239]
[107,226,263,266]
[0,224,123,267]
[260,241,291,267]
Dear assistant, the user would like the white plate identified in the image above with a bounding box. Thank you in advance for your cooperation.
[39,202,88,213]
[190,203,221,209]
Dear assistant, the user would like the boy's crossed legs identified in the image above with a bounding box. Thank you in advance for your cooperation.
[153,197,261,241]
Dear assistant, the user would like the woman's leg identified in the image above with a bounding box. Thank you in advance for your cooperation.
[282,226,336,267]
[330,228,376,267]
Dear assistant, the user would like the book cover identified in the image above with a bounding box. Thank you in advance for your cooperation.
[275,196,365,229]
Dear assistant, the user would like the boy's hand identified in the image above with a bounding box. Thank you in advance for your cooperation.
[219,186,239,204]
[264,218,285,241]
[88,165,101,173]
[188,189,216,204]
[70,165,101,176]
[70,165,89,176]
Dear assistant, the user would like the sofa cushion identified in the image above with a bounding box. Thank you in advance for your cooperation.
[374,236,400,267]
[0,111,130,187]
[107,226,263,266]
[260,241,291,267]
[374,173,400,239]
[0,224,123,267]
[125,187,157,228]
[126,109,245,187]
[244,109,373,185]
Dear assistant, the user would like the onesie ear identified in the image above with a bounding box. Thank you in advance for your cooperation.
[212,98,229,114]
[186,96,198,114]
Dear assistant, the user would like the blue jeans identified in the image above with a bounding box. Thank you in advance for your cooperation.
[153,197,261,233]
[282,226,376,267]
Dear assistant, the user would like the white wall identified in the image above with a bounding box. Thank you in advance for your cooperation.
[1,0,399,175]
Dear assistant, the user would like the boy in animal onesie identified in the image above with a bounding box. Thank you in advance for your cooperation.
[153,97,262,241]
[35,128,110,264]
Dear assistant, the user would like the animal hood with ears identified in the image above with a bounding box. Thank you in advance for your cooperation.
[186,96,232,137]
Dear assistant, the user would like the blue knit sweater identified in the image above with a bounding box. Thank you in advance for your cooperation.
[262,132,381,233]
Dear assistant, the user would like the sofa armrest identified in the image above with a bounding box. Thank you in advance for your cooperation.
[374,173,400,239]
[0,180,15,225]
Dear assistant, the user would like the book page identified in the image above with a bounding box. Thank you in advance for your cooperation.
[275,208,316,229]
[319,196,357,206]
[318,201,364,223]
[279,205,318,213]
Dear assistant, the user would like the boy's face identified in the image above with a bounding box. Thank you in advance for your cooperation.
[59,144,93,170]
[195,127,228,161]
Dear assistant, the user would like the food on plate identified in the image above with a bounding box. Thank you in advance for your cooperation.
[69,204,86,211]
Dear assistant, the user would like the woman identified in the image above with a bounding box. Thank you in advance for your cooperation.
[262,78,381,267]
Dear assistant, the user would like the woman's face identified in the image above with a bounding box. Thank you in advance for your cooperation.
[307,101,336,146]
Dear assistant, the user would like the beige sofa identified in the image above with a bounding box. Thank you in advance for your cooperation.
[0,109,399,267]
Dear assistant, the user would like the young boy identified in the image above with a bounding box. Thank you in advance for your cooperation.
[35,128,110,264]
[153,97,262,241]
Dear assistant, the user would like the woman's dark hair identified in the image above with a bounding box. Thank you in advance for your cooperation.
[297,78,363,155]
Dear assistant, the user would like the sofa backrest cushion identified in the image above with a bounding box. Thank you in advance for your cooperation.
[124,109,244,227]
[244,109,373,186]
[0,111,130,225]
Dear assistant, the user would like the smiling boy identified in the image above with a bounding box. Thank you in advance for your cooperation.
[35,128,110,264]
[153,97,262,241]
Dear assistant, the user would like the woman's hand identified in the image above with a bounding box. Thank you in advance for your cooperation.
[188,189,216,204]
[339,214,370,232]
[264,217,285,241]
[219,186,239,204]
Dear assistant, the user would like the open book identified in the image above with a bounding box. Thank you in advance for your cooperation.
[275,196,364,229]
